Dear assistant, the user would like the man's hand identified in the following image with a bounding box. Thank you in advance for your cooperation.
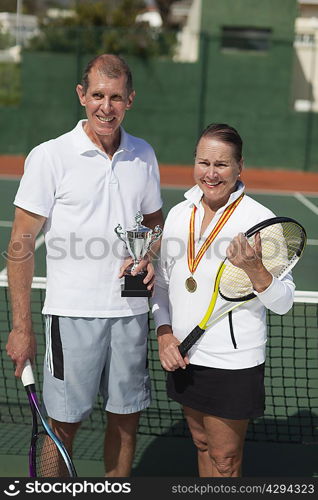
[119,255,155,291]
[6,328,36,377]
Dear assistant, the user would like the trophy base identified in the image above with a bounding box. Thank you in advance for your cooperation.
[121,290,151,297]
[121,272,152,298]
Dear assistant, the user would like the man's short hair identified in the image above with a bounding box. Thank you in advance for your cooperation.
[81,54,133,96]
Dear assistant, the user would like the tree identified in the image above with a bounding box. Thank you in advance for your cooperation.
[0,26,14,49]
[27,0,177,57]
[156,0,177,26]
[0,1,45,15]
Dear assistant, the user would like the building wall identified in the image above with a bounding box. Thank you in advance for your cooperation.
[173,0,202,62]
[294,15,318,112]
[0,13,38,46]
[196,0,318,170]
[298,0,318,18]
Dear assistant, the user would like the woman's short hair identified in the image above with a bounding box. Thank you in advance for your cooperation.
[196,123,243,162]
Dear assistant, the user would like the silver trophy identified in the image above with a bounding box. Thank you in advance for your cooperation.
[115,211,162,297]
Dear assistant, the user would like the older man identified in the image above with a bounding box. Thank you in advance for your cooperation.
[6,54,163,476]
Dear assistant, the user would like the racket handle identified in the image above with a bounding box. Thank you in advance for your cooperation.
[178,325,205,358]
[21,359,35,387]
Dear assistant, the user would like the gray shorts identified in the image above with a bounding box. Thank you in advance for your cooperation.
[42,313,151,423]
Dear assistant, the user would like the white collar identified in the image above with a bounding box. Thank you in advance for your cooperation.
[184,181,245,213]
[73,120,135,155]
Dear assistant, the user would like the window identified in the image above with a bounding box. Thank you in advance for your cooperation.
[221,27,272,52]
[295,33,315,46]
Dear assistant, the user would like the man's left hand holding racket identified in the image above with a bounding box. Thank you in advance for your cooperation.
[5,210,77,476]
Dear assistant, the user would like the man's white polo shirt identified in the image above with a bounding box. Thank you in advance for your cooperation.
[14,120,162,317]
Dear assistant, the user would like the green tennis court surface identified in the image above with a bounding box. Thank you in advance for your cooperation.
[1,178,318,477]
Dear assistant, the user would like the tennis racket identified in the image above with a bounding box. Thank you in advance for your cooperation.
[178,216,307,358]
[21,359,77,477]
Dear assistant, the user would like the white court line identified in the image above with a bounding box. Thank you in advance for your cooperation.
[307,239,318,245]
[34,234,45,251]
[294,192,318,216]
[0,234,45,276]
[0,220,13,227]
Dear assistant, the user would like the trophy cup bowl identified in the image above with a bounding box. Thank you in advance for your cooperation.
[115,212,162,297]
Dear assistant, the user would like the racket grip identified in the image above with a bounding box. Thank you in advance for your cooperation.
[178,325,205,358]
[21,359,35,387]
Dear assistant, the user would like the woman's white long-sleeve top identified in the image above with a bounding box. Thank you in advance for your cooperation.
[151,183,295,369]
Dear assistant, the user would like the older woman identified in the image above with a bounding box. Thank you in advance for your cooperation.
[151,123,294,477]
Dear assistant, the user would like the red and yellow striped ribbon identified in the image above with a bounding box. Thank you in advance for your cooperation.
[187,193,244,274]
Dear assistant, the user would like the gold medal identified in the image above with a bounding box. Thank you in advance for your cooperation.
[185,194,244,295]
[185,276,197,293]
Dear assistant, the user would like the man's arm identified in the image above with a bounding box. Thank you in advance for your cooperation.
[6,207,46,377]
[142,208,164,230]
[142,208,164,260]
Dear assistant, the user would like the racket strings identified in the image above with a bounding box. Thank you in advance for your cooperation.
[219,221,305,300]
[34,431,71,477]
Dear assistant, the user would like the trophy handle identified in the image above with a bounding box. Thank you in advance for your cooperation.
[114,224,126,244]
[150,225,163,244]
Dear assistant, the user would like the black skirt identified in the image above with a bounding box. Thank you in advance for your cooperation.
[167,363,265,420]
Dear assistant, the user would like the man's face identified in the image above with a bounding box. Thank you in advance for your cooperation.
[76,67,135,140]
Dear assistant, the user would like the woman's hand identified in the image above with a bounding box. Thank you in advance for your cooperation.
[157,325,189,371]
[226,232,273,293]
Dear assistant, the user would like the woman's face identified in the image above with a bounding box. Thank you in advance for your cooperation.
[194,136,243,211]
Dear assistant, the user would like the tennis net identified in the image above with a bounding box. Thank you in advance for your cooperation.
[1,276,317,459]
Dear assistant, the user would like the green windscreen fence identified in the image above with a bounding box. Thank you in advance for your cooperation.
[0,27,318,171]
